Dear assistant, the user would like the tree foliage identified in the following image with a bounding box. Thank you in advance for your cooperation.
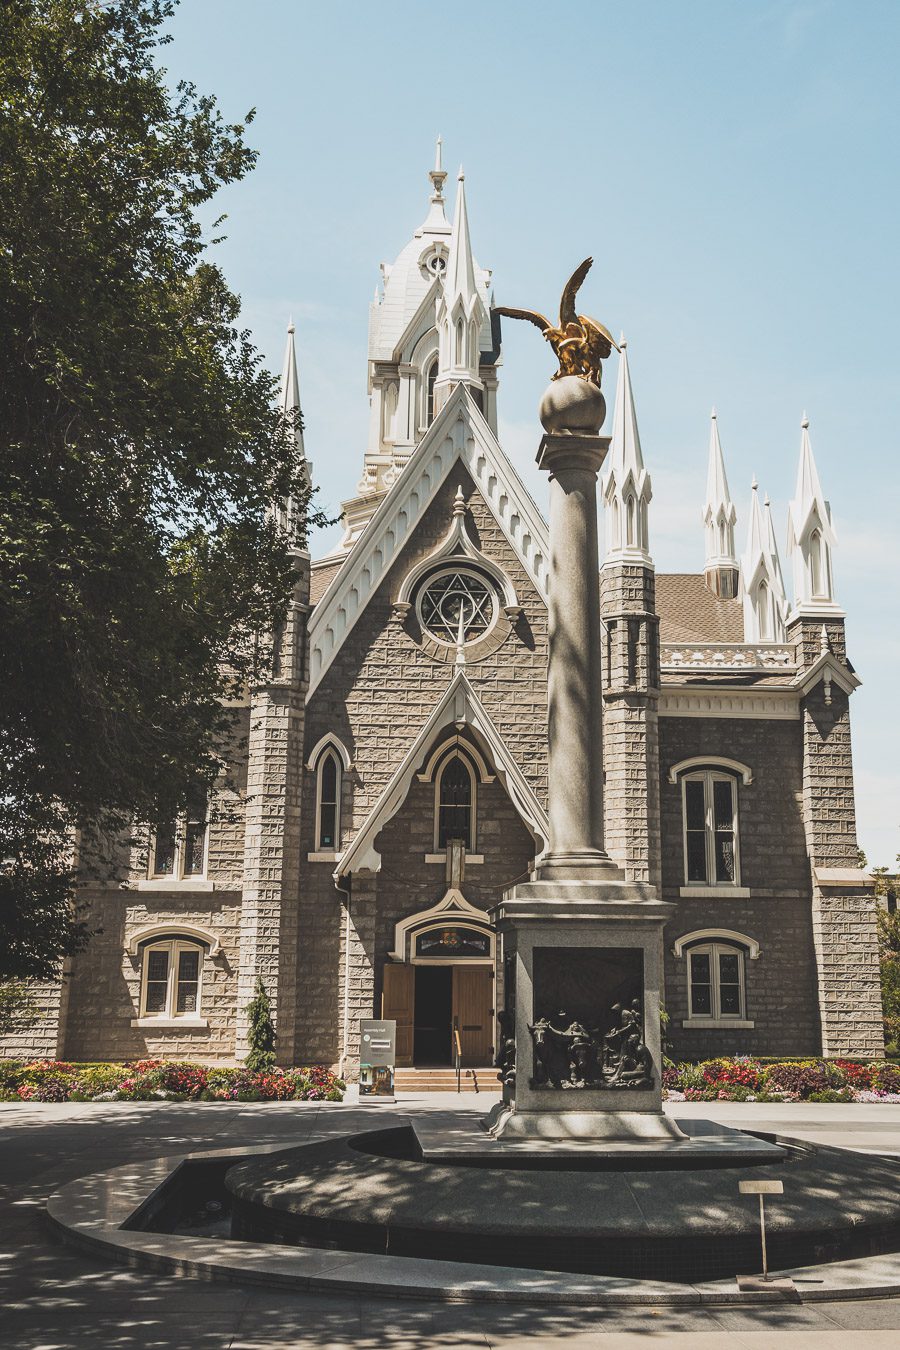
[0,0,327,976]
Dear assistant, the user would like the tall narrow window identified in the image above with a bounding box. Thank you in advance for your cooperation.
[810,529,824,597]
[612,498,621,550]
[626,495,635,547]
[681,771,740,885]
[455,318,464,365]
[426,358,438,425]
[756,580,771,640]
[317,751,340,850]
[150,787,207,881]
[437,755,474,850]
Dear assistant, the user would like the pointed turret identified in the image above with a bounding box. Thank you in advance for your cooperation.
[603,339,652,566]
[275,321,310,536]
[433,169,487,415]
[703,409,739,597]
[787,414,840,615]
[741,480,786,641]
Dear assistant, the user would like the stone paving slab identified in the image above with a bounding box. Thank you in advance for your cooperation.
[3,1099,900,1347]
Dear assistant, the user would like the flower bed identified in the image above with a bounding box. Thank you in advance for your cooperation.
[0,1059,344,1103]
[663,1056,900,1103]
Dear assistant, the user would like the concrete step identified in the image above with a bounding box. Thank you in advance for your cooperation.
[393,1067,493,1093]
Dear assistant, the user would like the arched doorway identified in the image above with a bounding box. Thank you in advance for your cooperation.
[382,896,495,1067]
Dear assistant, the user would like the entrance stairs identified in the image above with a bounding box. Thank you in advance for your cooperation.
[393,1067,493,1094]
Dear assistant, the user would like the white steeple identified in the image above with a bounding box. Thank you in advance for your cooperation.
[703,409,739,596]
[276,321,311,534]
[741,479,787,642]
[433,169,487,414]
[603,338,652,566]
[787,414,840,615]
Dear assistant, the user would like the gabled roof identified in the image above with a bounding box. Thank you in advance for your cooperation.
[334,670,549,878]
[306,382,549,697]
[655,573,744,643]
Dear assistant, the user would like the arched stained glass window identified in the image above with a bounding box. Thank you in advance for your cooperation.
[317,751,340,850]
[437,755,473,849]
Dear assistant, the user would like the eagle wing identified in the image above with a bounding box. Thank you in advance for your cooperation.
[559,257,593,326]
[580,314,620,354]
[493,306,552,332]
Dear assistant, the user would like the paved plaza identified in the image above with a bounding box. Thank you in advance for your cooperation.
[2,1095,900,1348]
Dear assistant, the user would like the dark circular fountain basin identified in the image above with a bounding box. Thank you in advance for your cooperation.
[225,1126,900,1284]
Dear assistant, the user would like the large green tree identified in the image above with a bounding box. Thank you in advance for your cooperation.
[0,0,325,977]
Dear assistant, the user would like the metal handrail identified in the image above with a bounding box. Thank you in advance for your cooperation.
[453,1026,463,1093]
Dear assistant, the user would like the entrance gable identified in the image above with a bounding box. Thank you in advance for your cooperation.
[307,384,549,697]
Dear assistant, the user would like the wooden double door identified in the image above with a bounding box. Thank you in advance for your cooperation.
[382,963,493,1067]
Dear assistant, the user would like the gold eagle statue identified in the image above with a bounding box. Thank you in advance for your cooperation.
[494,257,618,388]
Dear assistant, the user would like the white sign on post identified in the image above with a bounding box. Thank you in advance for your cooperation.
[738,1179,784,1282]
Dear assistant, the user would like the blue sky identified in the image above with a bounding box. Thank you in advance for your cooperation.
[163,0,899,867]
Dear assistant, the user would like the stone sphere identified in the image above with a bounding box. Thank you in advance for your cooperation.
[539,376,606,434]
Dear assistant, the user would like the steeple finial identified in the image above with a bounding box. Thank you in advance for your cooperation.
[429,134,447,203]
[702,408,738,594]
[787,412,840,614]
[279,319,309,480]
[603,339,652,567]
[741,478,787,641]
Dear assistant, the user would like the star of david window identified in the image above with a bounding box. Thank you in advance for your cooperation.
[416,567,497,646]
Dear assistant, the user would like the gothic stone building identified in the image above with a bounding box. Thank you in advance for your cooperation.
[4,150,884,1072]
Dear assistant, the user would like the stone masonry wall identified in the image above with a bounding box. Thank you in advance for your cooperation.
[790,614,884,1057]
[294,471,548,1067]
[658,714,821,1059]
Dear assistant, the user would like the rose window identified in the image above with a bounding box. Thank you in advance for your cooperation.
[417,568,497,645]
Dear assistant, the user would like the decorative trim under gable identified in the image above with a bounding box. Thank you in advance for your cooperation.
[306,385,549,699]
[658,689,800,720]
[334,670,549,878]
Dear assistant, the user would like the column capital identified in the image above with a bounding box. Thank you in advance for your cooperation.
[537,433,610,478]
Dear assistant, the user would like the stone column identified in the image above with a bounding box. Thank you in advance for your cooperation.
[539,434,615,875]
[600,563,662,888]
[788,615,883,1057]
[488,377,677,1143]
[236,553,310,1063]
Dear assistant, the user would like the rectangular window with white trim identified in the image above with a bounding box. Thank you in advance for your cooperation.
[140,939,204,1019]
[150,785,208,880]
[682,771,739,886]
[688,944,746,1020]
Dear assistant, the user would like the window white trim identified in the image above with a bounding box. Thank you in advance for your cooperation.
[148,793,209,882]
[138,938,205,1021]
[313,747,343,853]
[127,924,220,957]
[679,885,751,899]
[668,756,753,785]
[417,735,494,786]
[682,1018,755,1030]
[673,928,761,960]
[433,749,478,852]
[679,770,742,887]
[306,734,352,773]
[683,942,749,1022]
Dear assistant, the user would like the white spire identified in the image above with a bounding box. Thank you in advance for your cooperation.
[741,479,786,641]
[421,135,449,233]
[787,414,840,615]
[278,319,311,497]
[433,169,486,407]
[764,491,788,602]
[703,408,738,570]
[444,169,479,315]
[603,339,652,566]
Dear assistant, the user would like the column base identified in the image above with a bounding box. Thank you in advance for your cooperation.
[483,1102,687,1143]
